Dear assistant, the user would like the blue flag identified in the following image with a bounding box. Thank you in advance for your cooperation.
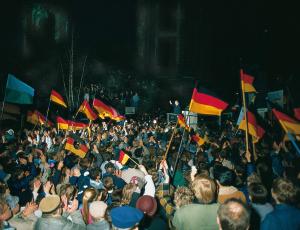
[5,74,35,104]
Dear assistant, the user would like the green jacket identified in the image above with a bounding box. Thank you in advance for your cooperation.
[172,203,219,230]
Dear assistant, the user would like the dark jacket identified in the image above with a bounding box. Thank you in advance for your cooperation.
[261,204,300,230]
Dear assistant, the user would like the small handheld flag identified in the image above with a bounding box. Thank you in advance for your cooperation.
[118,150,130,165]
[50,90,67,108]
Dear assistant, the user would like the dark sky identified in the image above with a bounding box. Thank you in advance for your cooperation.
[1,0,300,106]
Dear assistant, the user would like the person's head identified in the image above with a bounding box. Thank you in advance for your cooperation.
[89,201,108,222]
[217,198,250,230]
[58,184,77,209]
[175,100,179,106]
[105,162,116,174]
[248,183,268,204]
[121,183,137,206]
[89,167,102,181]
[82,187,99,224]
[39,195,62,217]
[214,166,236,187]
[191,174,217,204]
[136,195,157,217]
[103,176,114,192]
[110,206,143,230]
[174,186,194,208]
[271,177,297,205]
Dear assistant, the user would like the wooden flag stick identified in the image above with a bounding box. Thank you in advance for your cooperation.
[240,69,250,157]
[163,120,178,160]
[128,156,139,166]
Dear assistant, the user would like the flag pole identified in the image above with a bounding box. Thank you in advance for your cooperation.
[128,156,139,166]
[0,77,8,128]
[45,98,51,127]
[163,120,178,160]
[240,69,250,157]
[172,112,189,178]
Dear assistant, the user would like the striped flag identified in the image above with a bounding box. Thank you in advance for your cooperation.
[192,134,205,146]
[178,114,189,130]
[189,86,228,116]
[78,100,97,121]
[272,109,300,135]
[238,110,265,142]
[294,108,300,121]
[240,69,256,93]
[118,150,130,165]
[65,136,88,158]
[93,98,125,121]
[57,116,69,130]
[50,90,67,108]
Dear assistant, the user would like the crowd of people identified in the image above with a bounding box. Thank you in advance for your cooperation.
[0,108,300,230]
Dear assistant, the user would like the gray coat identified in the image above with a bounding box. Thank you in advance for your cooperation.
[87,220,110,230]
[34,210,86,230]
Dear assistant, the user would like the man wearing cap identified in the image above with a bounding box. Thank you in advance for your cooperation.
[34,195,85,230]
[87,201,110,230]
[110,206,143,230]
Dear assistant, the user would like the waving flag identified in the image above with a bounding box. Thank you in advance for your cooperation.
[294,108,300,121]
[189,87,228,116]
[240,69,256,93]
[192,134,205,146]
[78,100,97,121]
[27,110,53,127]
[5,74,35,104]
[57,116,69,130]
[238,110,265,141]
[118,150,130,165]
[93,98,125,121]
[65,136,88,158]
[50,90,67,108]
[178,114,189,130]
[272,109,300,135]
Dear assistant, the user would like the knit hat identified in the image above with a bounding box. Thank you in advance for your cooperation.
[89,201,107,219]
[136,195,157,217]
[110,206,143,228]
[39,195,61,213]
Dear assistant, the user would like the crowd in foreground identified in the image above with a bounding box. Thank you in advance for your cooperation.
[0,113,300,230]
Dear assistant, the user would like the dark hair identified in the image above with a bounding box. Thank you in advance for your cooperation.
[217,198,250,230]
[89,167,102,181]
[214,165,236,186]
[248,183,268,204]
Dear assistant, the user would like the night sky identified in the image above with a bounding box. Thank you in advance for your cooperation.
[1,0,300,108]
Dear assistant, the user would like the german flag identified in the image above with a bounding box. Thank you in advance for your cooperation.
[27,110,53,127]
[294,108,300,121]
[178,114,189,130]
[239,110,265,141]
[68,120,88,130]
[118,150,130,165]
[57,116,69,130]
[191,134,205,146]
[189,87,228,116]
[93,98,113,118]
[50,90,67,108]
[27,111,39,125]
[93,98,125,121]
[240,69,256,93]
[78,100,97,121]
[64,136,88,158]
[273,109,300,135]
[35,111,53,127]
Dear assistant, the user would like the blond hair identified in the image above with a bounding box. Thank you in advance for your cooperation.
[191,175,217,204]
[121,183,137,205]
[82,188,98,224]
